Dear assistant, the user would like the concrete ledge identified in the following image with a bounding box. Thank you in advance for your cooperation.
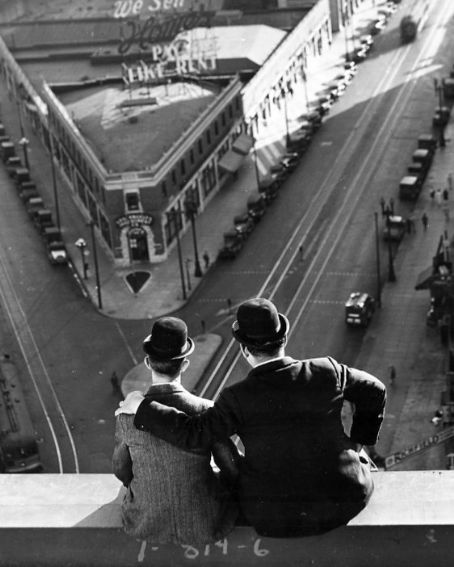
[0,472,452,566]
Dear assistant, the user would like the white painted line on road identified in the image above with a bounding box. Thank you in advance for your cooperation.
[115,321,138,366]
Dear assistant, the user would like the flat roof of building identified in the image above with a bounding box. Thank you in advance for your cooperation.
[57,79,220,172]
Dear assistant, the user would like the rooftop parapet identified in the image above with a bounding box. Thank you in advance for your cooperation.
[0,472,452,566]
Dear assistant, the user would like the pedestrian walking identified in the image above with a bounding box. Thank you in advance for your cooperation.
[389,365,396,386]
[422,213,429,231]
[443,188,449,201]
[203,251,210,269]
[429,189,435,205]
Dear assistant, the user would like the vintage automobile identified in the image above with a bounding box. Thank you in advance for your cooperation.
[345,292,375,327]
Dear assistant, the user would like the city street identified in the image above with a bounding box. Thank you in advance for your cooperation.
[0,0,453,473]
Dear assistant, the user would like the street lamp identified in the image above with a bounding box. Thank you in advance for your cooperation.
[167,209,187,301]
[88,221,103,310]
[19,137,29,170]
[185,258,192,291]
[252,136,261,190]
[374,212,382,307]
[280,88,290,146]
[185,199,202,278]
[383,204,396,282]
[75,237,88,280]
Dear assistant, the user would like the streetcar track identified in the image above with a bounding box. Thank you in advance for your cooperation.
[201,0,444,398]
[0,249,79,473]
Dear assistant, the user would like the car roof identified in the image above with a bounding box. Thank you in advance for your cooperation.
[345,291,372,307]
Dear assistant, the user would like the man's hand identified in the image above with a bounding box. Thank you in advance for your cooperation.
[115,391,145,417]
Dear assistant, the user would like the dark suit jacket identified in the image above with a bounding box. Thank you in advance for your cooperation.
[134,357,386,537]
[113,382,239,543]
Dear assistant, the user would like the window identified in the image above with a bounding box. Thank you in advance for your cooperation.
[206,130,211,144]
[198,139,203,154]
[180,159,186,176]
[125,192,140,211]
[190,149,194,164]
[172,170,177,185]
[214,121,219,135]
[221,112,226,126]
[228,104,233,119]
[162,180,167,197]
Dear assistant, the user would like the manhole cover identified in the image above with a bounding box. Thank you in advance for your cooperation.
[125,271,151,293]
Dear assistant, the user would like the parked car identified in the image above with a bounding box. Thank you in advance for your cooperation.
[234,212,255,239]
[19,188,40,204]
[5,156,22,177]
[43,227,68,265]
[383,215,406,241]
[345,292,375,327]
[218,230,243,260]
[247,195,266,222]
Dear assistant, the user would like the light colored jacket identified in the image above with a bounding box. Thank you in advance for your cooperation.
[112,382,239,544]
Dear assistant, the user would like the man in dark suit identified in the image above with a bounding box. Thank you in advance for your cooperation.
[116,299,386,537]
[113,317,240,544]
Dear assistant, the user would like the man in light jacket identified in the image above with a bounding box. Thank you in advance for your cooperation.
[116,299,386,537]
[113,317,240,543]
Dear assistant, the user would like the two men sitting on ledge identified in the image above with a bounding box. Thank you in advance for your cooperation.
[114,298,386,542]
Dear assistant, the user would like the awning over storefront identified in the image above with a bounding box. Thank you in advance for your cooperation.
[218,150,245,174]
[232,133,254,155]
[415,266,436,290]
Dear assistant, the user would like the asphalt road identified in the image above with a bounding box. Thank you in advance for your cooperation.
[0,0,452,472]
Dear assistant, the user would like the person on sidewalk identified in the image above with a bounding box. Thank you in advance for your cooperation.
[113,317,240,544]
[422,213,429,231]
[116,298,386,538]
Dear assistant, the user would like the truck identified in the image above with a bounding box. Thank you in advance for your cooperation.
[43,227,68,265]
[399,175,421,201]
[400,16,417,43]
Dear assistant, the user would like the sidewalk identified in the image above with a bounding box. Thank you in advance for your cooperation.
[356,117,454,467]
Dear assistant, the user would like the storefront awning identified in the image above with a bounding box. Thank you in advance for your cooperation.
[218,150,245,174]
[232,133,254,155]
[415,266,436,290]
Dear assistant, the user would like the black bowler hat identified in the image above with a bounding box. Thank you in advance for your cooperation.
[232,298,289,348]
[143,317,194,361]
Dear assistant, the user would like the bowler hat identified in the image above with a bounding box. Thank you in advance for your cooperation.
[143,317,194,361]
[232,298,289,348]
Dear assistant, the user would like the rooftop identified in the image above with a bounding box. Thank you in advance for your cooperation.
[56,80,220,172]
